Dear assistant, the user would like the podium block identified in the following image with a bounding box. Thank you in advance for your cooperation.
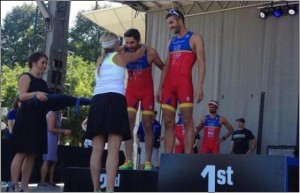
[64,167,158,192]
[158,154,299,192]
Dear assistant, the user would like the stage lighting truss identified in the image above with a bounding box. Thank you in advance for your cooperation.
[258,3,298,19]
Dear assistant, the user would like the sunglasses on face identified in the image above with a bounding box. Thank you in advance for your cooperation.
[168,9,179,17]
[208,105,217,109]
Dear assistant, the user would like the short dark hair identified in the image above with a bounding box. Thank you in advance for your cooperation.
[124,28,141,42]
[236,118,245,123]
[166,9,185,23]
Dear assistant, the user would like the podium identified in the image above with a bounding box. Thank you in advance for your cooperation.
[158,154,299,192]
[64,154,298,192]
[64,167,158,192]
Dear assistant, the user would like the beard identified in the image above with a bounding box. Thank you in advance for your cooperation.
[209,109,216,114]
[171,26,180,34]
[125,46,138,53]
[128,48,137,53]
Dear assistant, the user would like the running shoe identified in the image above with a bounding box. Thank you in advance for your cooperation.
[144,161,152,171]
[118,160,133,170]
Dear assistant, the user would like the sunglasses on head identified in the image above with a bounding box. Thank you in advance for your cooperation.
[168,9,179,17]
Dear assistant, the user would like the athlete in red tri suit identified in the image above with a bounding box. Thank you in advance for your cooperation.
[119,28,164,170]
[196,100,234,154]
[174,114,185,153]
[157,9,206,154]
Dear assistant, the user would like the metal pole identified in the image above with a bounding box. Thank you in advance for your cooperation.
[256,91,265,154]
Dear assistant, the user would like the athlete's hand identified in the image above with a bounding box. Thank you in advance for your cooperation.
[196,88,204,103]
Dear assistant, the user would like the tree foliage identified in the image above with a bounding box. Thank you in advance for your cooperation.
[68,12,106,63]
[59,54,95,146]
[1,2,115,146]
[1,3,44,67]
[1,55,95,146]
[1,64,28,108]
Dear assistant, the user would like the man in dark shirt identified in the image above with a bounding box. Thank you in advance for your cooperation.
[230,118,257,154]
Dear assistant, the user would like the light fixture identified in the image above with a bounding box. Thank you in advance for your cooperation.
[273,7,282,17]
[259,8,269,19]
[258,3,298,19]
[288,5,297,15]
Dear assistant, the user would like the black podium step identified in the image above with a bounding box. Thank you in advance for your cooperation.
[158,154,299,192]
[64,167,158,192]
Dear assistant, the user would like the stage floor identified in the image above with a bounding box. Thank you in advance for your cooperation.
[1,182,64,192]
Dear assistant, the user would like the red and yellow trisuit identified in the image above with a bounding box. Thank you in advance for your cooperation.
[126,49,154,115]
[162,31,196,112]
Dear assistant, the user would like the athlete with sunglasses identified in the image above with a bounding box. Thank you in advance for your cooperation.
[157,9,206,154]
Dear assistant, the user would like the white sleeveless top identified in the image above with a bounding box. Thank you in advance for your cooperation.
[93,52,125,95]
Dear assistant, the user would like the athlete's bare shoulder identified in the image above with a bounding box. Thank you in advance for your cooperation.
[146,46,155,53]
[191,32,204,43]
[146,46,159,57]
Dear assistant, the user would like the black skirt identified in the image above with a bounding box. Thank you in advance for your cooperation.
[12,104,47,154]
[86,92,131,141]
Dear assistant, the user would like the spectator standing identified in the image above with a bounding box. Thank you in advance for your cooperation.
[230,118,257,154]
[39,111,71,187]
[7,97,21,136]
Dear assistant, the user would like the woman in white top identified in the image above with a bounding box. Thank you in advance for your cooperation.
[86,32,146,192]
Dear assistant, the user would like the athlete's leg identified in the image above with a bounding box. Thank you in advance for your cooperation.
[200,140,205,154]
[161,81,177,153]
[138,142,146,169]
[162,109,176,153]
[141,113,154,165]
[122,111,136,164]
[120,88,138,169]
[212,141,220,154]
[180,107,195,154]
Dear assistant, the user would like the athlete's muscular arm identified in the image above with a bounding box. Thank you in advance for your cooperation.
[196,115,205,132]
[148,47,164,70]
[191,34,206,103]
[156,41,170,102]
[114,44,146,67]
[219,116,234,142]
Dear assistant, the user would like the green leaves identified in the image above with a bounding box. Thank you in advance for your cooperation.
[68,13,106,62]
[1,64,27,107]
[1,3,44,67]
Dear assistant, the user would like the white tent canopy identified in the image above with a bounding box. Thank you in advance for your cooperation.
[82,5,145,42]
